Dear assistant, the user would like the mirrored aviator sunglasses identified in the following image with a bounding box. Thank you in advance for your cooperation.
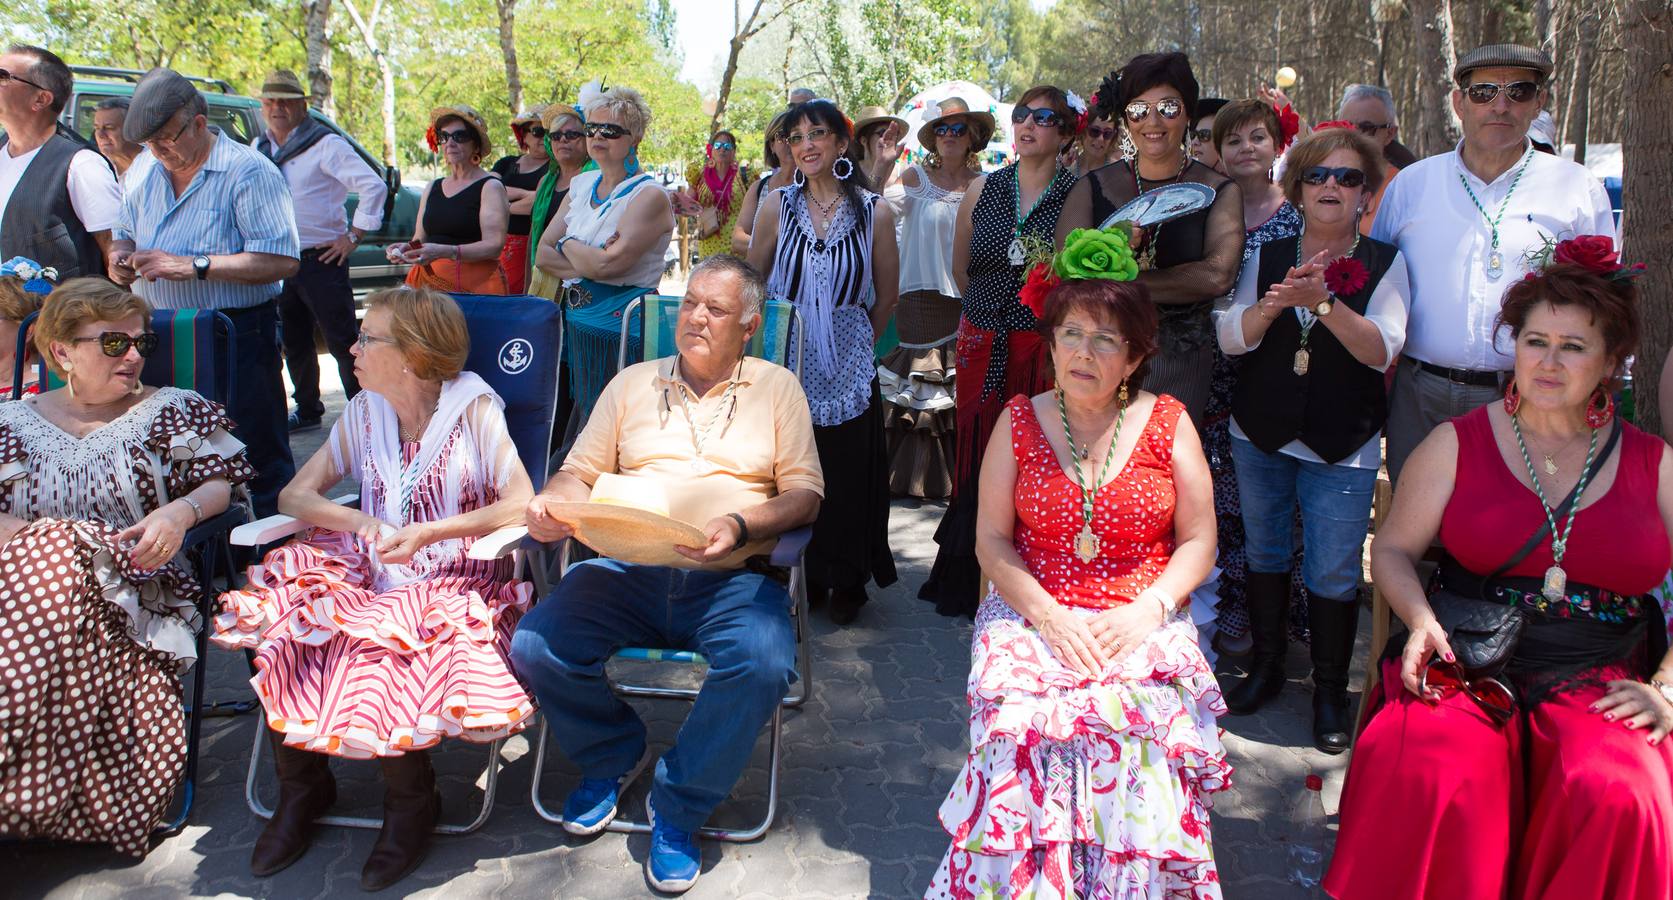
[1421,658,1516,726]
[1465,80,1540,105]
[74,331,160,358]
[934,122,969,137]
[1300,165,1367,188]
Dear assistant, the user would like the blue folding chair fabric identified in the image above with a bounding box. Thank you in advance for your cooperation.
[448,294,564,485]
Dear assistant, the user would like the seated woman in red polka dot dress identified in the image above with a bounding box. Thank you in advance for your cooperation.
[0,279,253,857]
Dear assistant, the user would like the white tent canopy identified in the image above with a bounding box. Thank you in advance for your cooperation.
[896,80,1014,166]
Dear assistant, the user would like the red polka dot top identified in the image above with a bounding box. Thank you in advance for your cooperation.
[1008,393,1182,610]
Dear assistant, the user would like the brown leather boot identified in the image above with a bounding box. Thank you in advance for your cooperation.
[250,733,337,876]
[359,750,440,891]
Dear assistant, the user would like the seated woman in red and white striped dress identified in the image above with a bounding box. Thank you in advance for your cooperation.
[214,286,534,891]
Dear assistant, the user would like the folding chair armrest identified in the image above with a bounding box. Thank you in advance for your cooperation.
[467,525,528,560]
[768,525,812,568]
[229,493,358,547]
[181,507,249,551]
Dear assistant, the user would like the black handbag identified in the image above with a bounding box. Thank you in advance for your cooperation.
[1427,420,1621,678]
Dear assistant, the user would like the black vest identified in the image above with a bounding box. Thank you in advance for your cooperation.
[1231,234,1398,463]
[0,125,109,279]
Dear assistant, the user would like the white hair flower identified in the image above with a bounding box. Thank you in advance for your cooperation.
[1064,90,1088,115]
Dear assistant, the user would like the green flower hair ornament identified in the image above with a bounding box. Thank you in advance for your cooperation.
[1054,224,1139,282]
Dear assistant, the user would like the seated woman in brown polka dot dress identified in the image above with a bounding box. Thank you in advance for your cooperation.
[0,278,253,857]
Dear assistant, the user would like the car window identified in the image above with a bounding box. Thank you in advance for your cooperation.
[68,91,253,143]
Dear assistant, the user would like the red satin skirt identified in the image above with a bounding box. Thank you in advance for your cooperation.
[500,234,530,295]
[951,318,1049,491]
[1326,659,1673,900]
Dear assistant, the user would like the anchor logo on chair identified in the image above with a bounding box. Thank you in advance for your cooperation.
[498,339,534,375]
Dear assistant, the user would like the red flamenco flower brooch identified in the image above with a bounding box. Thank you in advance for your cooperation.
[1323,256,1370,296]
[1019,261,1061,317]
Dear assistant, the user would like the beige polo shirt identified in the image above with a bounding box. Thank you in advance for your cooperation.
[561,356,825,568]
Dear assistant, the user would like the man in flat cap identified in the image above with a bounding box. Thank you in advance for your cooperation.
[110,67,301,516]
[253,69,385,431]
[0,44,121,278]
[1371,42,1615,481]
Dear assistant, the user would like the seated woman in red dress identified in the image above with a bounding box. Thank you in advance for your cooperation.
[925,245,1226,898]
[1327,240,1673,900]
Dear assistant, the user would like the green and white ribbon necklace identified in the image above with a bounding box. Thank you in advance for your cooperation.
[1056,387,1126,563]
[1510,414,1599,601]
[1457,145,1533,281]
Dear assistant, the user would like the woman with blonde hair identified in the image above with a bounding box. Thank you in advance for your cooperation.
[215,286,535,890]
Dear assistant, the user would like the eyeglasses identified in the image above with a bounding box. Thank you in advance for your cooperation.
[1299,165,1367,188]
[1188,128,1213,144]
[1010,106,1063,128]
[527,125,547,138]
[436,128,475,145]
[785,127,832,146]
[1053,325,1126,355]
[586,122,630,140]
[1124,98,1184,123]
[72,331,159,358]
[1087,125,1117,141]
[1464,81,1540,105]
[355,331,398,351]
[1421,659,1516,726]
[1354,121,1392,135]
[710,140,736,151]
[0,67,47,93]
[552,128,585,143]
[144,116,193,150]
[934,122,969,138]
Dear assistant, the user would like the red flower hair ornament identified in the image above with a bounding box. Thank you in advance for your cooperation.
[1274,102,1301,150]
[1019,262,1061,317]
[1529,235,1646,284]
[425,124,439,153]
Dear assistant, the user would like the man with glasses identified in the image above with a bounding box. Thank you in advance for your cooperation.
[1336,83,1404,234]
[252,69,384,431]
[1372,43,1615,482]
[111,67,300,517]
[0,44,122,279]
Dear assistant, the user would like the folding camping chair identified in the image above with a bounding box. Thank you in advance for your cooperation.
[519,293,807,841]
[13,308,252,836]
[231,292,563,835]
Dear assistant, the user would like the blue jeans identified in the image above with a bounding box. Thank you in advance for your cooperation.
[1230,435,1376,600]
[510,558,796,833]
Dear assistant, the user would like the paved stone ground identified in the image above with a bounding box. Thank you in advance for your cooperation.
[4,355,1366,899]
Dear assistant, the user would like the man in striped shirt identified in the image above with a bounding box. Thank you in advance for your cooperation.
[109,68,300,516]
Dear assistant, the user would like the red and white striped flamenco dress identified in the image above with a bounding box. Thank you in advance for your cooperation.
[214,373,535,758]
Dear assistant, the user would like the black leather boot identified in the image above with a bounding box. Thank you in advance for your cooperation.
[1308,591,1362,754]
[1223,571,1291,715]
[360,750,440,891]
[251,733,337,876]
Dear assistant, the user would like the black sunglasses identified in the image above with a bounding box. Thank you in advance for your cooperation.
[552,128,585,143]
[527,125,547,138]
[1010,105,1062,128]
[1300,165,1367,188]
[1124,98,1184,122]
[73,331,159,358]
[586,122,630,140]
[1087,125,1117,141]
[1188,128,1213,143]
[1464,81,1540,105]
[934,122,969,137]
[436,128,475,145]
[0,67,47,93]
[1354,121,1392,135]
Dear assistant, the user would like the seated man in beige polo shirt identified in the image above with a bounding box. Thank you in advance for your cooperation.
[509,254,821,894]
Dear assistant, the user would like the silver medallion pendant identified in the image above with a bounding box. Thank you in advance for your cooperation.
[1486,249,1504,281]
[1292,348,1311,376]
[1542,565,1567,602]
[1073,525,1100,563]
[1007,238,1026,266]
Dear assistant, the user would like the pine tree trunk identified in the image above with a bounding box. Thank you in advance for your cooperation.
[1570,9,1599,164]
[497,0,522,115]
[304,0,334,116]
[1622,0,1673,437]
[1407,0,1459,155]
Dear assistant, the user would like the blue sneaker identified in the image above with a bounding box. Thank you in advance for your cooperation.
[644,796,701,893]
[561,750,651,836]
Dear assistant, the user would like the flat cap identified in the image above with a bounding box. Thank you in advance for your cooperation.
[1454,43,1554,85]
[124,68,199,142]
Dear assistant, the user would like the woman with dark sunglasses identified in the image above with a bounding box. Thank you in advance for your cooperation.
[389,105,510,295]
[1216,126,1405,754]
[1063,109,1117,179]
[1327,245,1672,900]
[491,106,553,294]
[1055,52,1244,426]
[918,85,1077,619]
[0,278,252,856]
[526,107,594,301]
[682,130,745,262]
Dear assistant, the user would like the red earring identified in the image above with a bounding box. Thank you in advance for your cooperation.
[1502,382,1522,416]
[1585,386,1615,429]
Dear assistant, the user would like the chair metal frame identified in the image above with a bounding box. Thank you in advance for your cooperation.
[231,293,563,836]
[518,293,809,841]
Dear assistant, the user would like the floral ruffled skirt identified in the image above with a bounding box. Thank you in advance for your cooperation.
[214,529,535,759]
[926,594,1231,899]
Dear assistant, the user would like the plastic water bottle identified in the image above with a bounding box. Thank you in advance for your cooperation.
[1287,773,1328,890]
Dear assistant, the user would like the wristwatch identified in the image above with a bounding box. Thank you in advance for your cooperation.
[1313,293,1335,317]
[192,255,211,280]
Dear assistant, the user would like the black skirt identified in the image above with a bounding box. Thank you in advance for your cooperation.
[808,384,898,597]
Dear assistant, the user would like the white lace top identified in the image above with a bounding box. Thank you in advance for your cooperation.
[897,163,967,297]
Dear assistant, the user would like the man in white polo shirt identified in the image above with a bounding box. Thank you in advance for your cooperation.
[1373,42,1615,481]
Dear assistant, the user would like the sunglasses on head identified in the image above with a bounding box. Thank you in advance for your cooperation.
[552,128,585,143]
[934,122,969,138]
[0,67,47,92]
[1087,125,1117,141]
[73,331,159,358]
[586,122,630,140]
[435,128,475,145]
[1464,81,1540,105]
[1188,128,1213,143]
[1124,98,1184,123]
[1300,165,1367,188]
[1421,659,1516,726]
[1011,105,1063,128]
